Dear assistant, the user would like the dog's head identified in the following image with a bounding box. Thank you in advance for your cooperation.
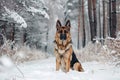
[55,20,71,47]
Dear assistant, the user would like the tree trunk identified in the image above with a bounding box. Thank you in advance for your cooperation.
[88,0,94,42]
[102,0,106,44]
[111,0,116,38]
[92,0,97,41]
[77,0,81,49]
[96,0,101,42]
[109,0,112,37]
[45,27,49,52]
[82,0,86,47]
[107,2,110,37]
[11,23,15,41]
[23,29,27,43]
[78,16,80,49]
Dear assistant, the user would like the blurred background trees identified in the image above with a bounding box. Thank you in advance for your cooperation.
[65,0,119,49]
[0,0,120,53]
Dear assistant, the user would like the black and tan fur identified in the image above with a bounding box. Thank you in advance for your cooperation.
[54,20,84,72]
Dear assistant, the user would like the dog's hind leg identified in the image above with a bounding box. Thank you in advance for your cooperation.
[73,62,84,72]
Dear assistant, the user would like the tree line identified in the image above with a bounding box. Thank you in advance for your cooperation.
[0,0,120,52]
[76,0,119,49]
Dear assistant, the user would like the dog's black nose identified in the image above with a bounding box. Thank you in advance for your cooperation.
[60,34,66,40]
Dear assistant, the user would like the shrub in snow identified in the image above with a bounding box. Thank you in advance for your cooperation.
[75,37,120,66]
[76,41,112,63]
[105,37,120,66]
[12,45,50,63]
[0,40,16,57]
[0,38,50,64]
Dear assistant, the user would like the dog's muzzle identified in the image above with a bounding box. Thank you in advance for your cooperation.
[60,34,66,40]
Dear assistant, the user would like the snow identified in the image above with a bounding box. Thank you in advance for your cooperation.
[27,6,49,19]
[0,57,120,80]
[0,56,14,71]
[117,31,120,39]
[16,51,26,59]
[3,6,27,28]
[67,10,71,13]
[68,3,73,6]
[111,50,117,54]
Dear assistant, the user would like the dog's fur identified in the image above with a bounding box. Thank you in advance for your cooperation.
[54,20,84,72]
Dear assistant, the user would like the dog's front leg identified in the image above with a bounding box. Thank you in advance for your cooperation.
[56,59,61,71]
[65,58,70,72]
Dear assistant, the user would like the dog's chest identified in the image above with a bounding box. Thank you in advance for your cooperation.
[54,43,72,55]
[58,49,65,54]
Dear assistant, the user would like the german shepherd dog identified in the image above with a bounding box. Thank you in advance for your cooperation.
[54,20,84,72]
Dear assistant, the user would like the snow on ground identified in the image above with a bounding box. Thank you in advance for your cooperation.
[0,57,120,80]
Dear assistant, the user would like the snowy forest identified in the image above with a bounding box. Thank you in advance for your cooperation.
[0,0,120,80]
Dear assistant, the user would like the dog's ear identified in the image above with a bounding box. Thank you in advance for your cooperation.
[56,20,61,30]
[65,20,71,31]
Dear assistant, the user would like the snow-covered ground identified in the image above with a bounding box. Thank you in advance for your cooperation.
[0,57,120,80]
